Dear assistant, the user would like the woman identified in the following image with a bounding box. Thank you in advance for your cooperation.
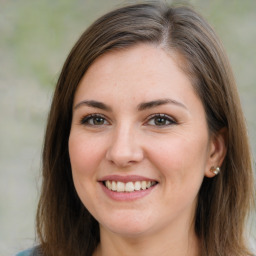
[17,2,255,256]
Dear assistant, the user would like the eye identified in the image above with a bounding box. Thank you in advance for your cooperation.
[146,114,176,127]
[80,114,109,126]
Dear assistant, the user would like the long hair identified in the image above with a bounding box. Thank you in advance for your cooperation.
[36,2,255,255]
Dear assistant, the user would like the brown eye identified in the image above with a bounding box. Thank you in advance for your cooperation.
[81,114,109,126]
[147,114,176,127]
[92,116,105,125]
[154,117,169,126]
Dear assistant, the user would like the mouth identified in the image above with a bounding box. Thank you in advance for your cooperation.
[103,180,158,193]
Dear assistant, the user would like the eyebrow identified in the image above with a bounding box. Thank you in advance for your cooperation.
[74,100,112,111]
[137,98,188,111]
[74,98,187,112]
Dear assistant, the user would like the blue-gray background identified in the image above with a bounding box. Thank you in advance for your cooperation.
[0,0,255,255]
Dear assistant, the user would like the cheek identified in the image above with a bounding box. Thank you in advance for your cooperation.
[68,132,104,210]
[68,132,105,177]
[147,132,209,185]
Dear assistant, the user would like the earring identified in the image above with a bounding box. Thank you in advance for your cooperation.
[210,166,221,175]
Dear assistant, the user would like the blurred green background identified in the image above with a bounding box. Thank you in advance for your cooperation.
[0,0,255,255]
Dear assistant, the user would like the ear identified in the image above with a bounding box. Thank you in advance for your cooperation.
[205,128,228,178]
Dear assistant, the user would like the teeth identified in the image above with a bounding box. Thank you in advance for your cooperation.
[134,181,141,191]
[141,181,147,190]
[125,182,134,192]
[106,180,112,190]
[117,181,125,192]
[112,181,117,191]
[104,180,157,192]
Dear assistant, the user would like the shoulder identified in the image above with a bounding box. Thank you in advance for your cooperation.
[16,248,33,256]
[16,247,40,256]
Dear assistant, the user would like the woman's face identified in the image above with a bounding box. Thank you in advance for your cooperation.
[69,44,219,238]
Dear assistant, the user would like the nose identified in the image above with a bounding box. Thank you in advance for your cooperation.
[106,124,144,168]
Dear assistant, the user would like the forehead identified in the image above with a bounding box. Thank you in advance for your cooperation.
[74,44,202,111]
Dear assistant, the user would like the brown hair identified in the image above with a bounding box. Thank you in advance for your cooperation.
[36,2,255,255]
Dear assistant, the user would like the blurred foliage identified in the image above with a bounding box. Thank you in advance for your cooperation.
[1,0,255,89]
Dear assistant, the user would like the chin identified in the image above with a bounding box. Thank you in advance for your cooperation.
[98,212,153,237]
[106,224,150,238]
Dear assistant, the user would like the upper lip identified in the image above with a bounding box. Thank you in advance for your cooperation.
[98,175,158,183]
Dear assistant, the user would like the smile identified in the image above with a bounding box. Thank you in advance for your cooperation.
[104,180,157,192]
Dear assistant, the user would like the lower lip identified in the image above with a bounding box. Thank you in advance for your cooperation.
[99,182,156,201]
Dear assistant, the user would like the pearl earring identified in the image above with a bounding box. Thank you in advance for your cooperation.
[210,166,221,175]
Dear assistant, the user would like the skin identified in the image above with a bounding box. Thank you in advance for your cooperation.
[69,44,226,256]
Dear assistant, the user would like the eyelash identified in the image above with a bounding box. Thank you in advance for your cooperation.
[145,113,177,127]
[80,114,110,126]
[80,113,177,127]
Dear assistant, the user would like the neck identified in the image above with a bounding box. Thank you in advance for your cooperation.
[93,222,200,256]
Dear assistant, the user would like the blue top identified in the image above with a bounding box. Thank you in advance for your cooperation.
[16,248,35,256]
